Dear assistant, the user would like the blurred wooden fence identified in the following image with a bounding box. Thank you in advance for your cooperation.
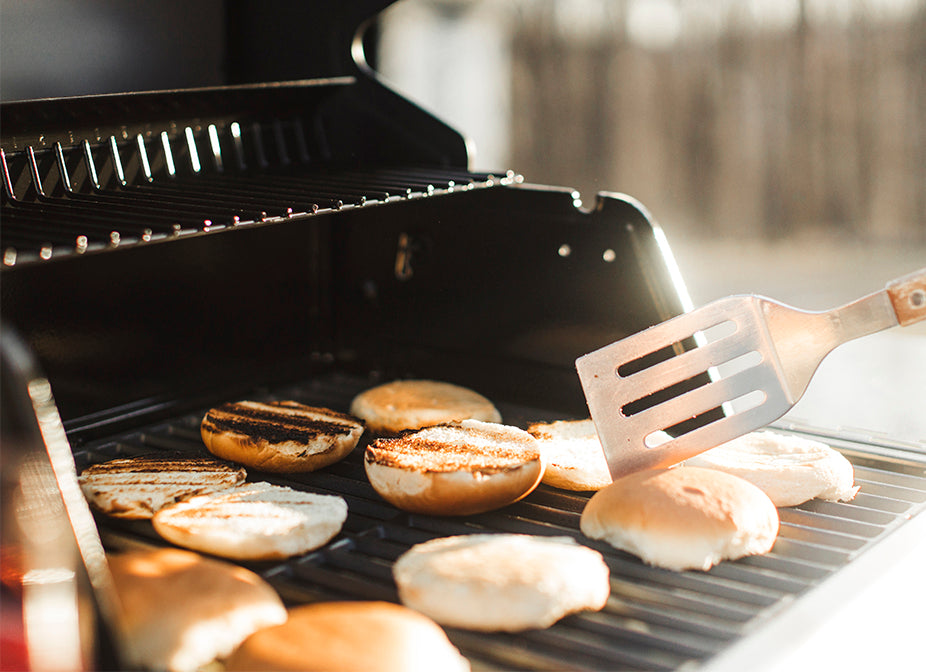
[509,3,926,241]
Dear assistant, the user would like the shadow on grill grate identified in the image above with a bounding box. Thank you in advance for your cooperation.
[73,371,926,671]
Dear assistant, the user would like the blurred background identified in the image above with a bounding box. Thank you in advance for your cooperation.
[2,0,924,440]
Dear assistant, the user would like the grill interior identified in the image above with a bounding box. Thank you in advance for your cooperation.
[72,370,926,672]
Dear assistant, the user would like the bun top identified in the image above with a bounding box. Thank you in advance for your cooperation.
[350,380,501,434]
[108,548,287,672]
[365,420,540,473]
[202,401,362,445]
[224,601,470,672]
[584,466,778,541]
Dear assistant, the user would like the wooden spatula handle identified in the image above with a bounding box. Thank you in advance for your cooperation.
[886,268,926,326]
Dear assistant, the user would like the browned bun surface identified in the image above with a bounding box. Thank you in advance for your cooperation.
[349,379,501,435]
[201,400,363,473]
[78,457,247,519]
[108,547,287,672]
[224,601,469,672]
[580,467,779,571]
[364,420,543,516]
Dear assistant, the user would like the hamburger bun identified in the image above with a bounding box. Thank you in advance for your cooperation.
[201,401,363,473]
[224,601,469,672]
[527,419,612,491]
[152,481,348,561]
[580,466,779,571]
[78,457,247,519]
[108,547,287,672]
[393,534,610,631]
[683,430,859,507]
[349,379,501,435]
[364,420,543,516]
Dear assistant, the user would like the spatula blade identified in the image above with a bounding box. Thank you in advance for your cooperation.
[576,296,791,479]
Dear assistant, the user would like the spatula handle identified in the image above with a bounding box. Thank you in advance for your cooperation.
[886,268,926,326]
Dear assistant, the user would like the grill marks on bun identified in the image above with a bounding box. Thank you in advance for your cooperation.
[364,420,544,516]
[349,379,502,435]
[580,466,779,571]
[78,457,247,519]
[152,482,348,561]
[201,401,364,473]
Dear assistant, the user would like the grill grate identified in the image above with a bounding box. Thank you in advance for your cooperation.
[1,117,517,266]
[71,371,926,671]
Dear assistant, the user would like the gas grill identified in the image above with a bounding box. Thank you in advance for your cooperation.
[3,3,926,671]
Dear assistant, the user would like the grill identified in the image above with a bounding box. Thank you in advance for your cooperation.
[3,4,925,671]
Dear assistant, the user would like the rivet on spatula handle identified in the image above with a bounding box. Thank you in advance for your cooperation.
[886,268,926,326]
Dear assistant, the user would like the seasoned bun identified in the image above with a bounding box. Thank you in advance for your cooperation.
[527,419,612,491]
[349,379,501,435]
[201,401,363,473]
[225,601,469,672]
[108,548,287,672]
[152,481,347,561]
[683,430,859,507]
[364,420,543,516]
[581,467,779,571]
[393,534,610,632]
[78,457,246,519]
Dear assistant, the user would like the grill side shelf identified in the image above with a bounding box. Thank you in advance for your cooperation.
[73,371,926,672]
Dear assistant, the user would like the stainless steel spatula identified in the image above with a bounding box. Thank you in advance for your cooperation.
[576,268,926,479]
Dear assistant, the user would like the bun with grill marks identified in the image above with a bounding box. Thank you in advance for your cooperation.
[364,419,544,516]
[151,481,348,561]
[78,457,247,519]
[201,401,364,473]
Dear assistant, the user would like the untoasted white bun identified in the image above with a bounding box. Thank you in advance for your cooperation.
[393,534,610,632]
[527,419,612,491]
[581,467,779,571]
[364,420,543,516]
[152,481,347,561]
[349,379,501,435]
[201,401,364,473]
[683,430,859,507]
[224,601,469,672]
[108,548,287,672]
[78,457,247,519]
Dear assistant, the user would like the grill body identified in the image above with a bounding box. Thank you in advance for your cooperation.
[2,6,925,671]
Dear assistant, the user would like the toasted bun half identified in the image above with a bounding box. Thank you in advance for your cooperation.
[108,548,287,672]
[152,482,348,561]
[581,467,779,571]
[201,401,364,473]
[683,430,859,507]
[527,419,612,491]
[349,379,501,435]
[225,601,469,672]
[78,457,247,519]
[364,420,543,516]
[393,534,610,632]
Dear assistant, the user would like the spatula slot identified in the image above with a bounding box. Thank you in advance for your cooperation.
[615,319,737,378]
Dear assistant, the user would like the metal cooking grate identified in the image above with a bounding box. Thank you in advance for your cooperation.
[1,116,517,266]
[72,372,926,671]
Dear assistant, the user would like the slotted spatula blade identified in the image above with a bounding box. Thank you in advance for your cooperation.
[576,268,926,479]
